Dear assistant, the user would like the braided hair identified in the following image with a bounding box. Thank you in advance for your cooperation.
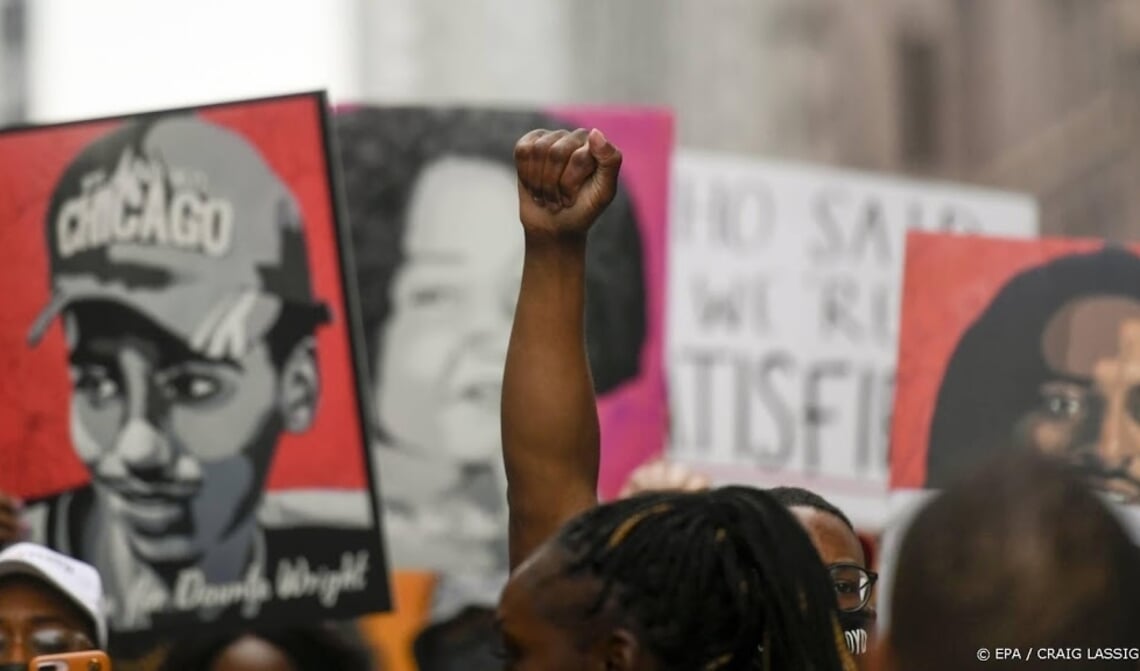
[555,487,853,671]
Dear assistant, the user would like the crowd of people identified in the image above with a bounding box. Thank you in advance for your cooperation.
[1,126,1138,671]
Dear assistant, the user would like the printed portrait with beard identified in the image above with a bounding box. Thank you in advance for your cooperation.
[927,246,1140,504]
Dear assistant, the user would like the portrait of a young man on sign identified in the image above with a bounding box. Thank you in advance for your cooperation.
[893,232,1140,506]
[0,93,389,642]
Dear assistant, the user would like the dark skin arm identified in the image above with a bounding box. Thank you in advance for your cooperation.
[503,127,623,570]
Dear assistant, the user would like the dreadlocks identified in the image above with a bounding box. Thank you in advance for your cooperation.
[554,487,853,671]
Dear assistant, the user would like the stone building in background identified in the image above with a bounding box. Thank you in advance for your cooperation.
[873,0,1140,239]
[571,0,1138,238]
[0,0,26,125]
[641,0,1139,239]
[10,0,1138,237]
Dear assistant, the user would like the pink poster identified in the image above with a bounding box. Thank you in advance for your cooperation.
[554,107,671,499]
[332,105,671,671]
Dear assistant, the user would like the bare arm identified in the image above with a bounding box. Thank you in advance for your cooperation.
[503,128,623,570]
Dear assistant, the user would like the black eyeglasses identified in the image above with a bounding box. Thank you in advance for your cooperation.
[828,563,878,612]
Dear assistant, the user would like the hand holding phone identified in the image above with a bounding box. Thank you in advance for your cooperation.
[28,651,111,671]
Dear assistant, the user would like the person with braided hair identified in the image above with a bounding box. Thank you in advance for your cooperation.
[619,462,877,662]
[498,127,854,670]
[501,488,857,670]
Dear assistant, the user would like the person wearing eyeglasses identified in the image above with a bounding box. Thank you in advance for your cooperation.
[768,488,877,658]
[0,543,107,671]
[618,462,878,660]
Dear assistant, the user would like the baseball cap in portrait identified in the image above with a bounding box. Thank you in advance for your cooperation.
[0,542,108,647]
[27,114,330,358]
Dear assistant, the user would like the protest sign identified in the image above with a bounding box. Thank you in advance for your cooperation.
[879,232,1140,628]
[336,105,671,671]
[0,92,390,647]
[668,152,1038,528]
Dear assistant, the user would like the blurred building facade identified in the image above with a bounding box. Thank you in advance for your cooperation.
[563,0,1140,238]
[859,0,1140,240]
[9,0,1140,237]
[582,0,1140,239]
[0,0,26,124]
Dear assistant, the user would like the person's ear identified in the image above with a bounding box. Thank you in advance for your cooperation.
[597,628,642,671]
[278,336,319,432]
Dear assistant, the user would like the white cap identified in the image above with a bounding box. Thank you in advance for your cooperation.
[0,543,107,647]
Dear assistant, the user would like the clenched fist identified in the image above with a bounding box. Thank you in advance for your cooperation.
[514,128,622,240]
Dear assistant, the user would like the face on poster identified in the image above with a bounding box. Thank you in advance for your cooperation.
[667,152,1038,529]
[0,93,389,638]
[879,232,1140,629]
[893,232,1140,505]
[334,106,670,609]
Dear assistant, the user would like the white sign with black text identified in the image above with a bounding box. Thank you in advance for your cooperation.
[666,151,1038,529]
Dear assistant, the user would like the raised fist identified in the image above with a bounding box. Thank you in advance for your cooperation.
[619,459,712,499]
[514,128,622,239]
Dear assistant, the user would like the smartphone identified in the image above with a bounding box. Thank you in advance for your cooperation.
[28,651,112,671]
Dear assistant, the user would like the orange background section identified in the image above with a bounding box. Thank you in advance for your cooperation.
[358,572,438,671]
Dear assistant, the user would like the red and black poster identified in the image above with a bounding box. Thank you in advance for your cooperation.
[892,231,1140,504]
[0,93,390,644]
